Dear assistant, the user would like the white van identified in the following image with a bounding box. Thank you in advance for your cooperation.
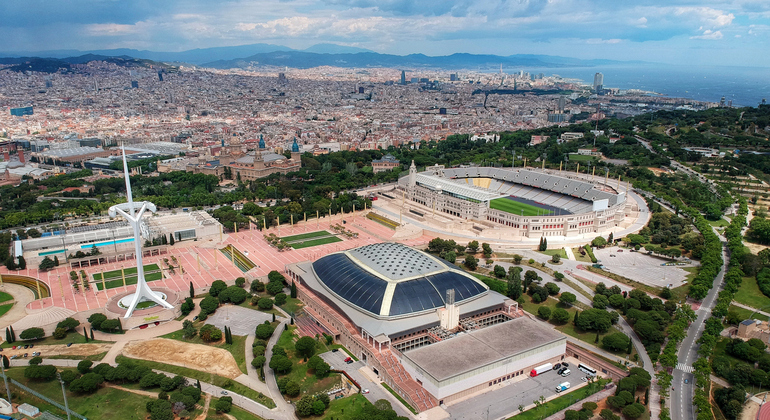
[561,369,571,377]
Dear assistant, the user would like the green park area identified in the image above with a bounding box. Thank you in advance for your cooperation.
[274,326,342,396]
[489,197,552,216]
[508,379,609,420]
[281,230,342,249]
[92,264,162,290]
[733,275,770,311]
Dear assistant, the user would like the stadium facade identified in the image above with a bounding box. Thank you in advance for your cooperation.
[398,162,628,238]
[287,243,567,410]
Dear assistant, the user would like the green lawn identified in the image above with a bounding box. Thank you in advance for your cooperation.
[1,330,101,349]
[708,218,729,227]
[161,329,249,375]
[5,367,154,420]
[281,230,333,242]
[274,326,342,397]
[506,380,609,420]
[279,297,304,316]
[46,351,109,361]
[539,249,568,259]
[92,264,162,290]
[115,355,276,408]
[568,153,598,162]
[0,291,13,303]
[571,248,593,263]
[727,304,769,322]
[490,197,553,216]
[0,303,13,318]
[239,299,286,318]
[323,394,372,419]
[291,236,343,249]
[206,399,265,420]
[733,276,770,310]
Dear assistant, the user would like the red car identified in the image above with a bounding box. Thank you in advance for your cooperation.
[344,357,352,363]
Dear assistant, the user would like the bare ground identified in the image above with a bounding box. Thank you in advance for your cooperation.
[122,338,242,379]
[7,343,112,358]
[742,399,759,420]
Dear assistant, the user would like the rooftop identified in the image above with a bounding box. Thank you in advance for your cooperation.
[403,317,565,381]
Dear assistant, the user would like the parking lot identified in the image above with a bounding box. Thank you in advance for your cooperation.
[204,305,273,336]
[319,350,413,419]
[593,246,692,288]
[447,363,592,420]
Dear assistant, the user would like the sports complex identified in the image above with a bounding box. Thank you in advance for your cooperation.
[398,163,631,238]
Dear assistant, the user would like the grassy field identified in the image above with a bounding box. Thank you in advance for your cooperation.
[733,276,770,310]
[1,330,101,349]
[46,351,109,361]
[281,230,333,242]
[568,153,598,162]
[161,329,249,375]
[115,355,276,408]
[0,303,13,318]
[93,263,162,290]
[0,291,13,303]
[571,248,593,263]
[727,304,769,322]
[323,394,373,419]
[279,297,304,316]
[5,367,154,420]
[274,326,342,397]
[291,236,342,249]
[539,249,568,259]
[490,197,553,216]
[507,380,608,420]
[708,218,730,227]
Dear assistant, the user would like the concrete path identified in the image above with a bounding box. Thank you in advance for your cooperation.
[241,334,271,396]
[264,305,297,420]
[731,301,770,318]
[565,247,577,261]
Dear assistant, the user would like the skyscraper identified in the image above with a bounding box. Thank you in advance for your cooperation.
[400,70,406,85]
[157,71,163,82]
[593,73,604,93]
[558,96,566,112]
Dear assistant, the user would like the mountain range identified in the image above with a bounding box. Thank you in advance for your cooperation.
[0,42,640,71]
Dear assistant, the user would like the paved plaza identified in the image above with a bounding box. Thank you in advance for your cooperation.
[204,305,273,336]
[593,246,693,288]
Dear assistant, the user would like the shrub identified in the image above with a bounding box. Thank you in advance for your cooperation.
[255,322,275,340]
[235,277,246,288]
[57,317,80,331]
[275,293,288,306]
[266,281,283,295]
[69,372,105,393]
[180,298,195,316]
[537,306,551,320]
[295,336,317,359]
[53,327,68,339]
[88,313,107,330]
[252,356,267,369]
[199,295,219,315]
[215,396,233,413]
[77,360,93,374]
[29,356,43,365]
[218,286,250,304]
[25,364,58,381]
[251,280,265,293]
[257,297,274,310]
[100,319,121,332]
[20,328,45,340]
[199,324,223,342]
[209,280,227,297]
[552,308,571,323]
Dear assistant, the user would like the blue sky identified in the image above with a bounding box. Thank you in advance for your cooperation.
[2,0,769,66]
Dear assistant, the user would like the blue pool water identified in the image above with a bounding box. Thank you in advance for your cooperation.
[80,238,135,249]
[38,249,66,256]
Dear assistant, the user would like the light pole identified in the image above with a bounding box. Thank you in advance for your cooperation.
[57,371,72,420]
[0,357,10,404]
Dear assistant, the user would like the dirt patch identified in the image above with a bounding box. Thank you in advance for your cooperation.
[8,343,112,358]
[742,399,759,420]
[647,167,670,177]
[745,241,769,255]
[122,338,242,379]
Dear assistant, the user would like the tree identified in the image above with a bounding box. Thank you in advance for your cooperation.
[464,255,478,270]
[252,356,267,369]
[235,277,246,288]
[180,298,195,316]
[218,286,250,304]
[169,235,175,245]
[269,354,293,373]
[493,265,506,278]
[602,332,632,352]
[20,327,45,340]
[537,306,551,320]
[100,319,120,332]
[622,403,645,419]
[77,360,93,374]
[296,395,315,417]
[25,364,58,381]
[275,293,288,306]
[513,254,523,264]
[591,236,607,248]
[552,308,571,323]
[199,295,219,315]
[257,297,274,310]
[57,317,80,331]
[38,256,56,271]
[215,396,233,413]
[53,327,68,339]
[199,325,222,342]
[592,294,609,309]
[290,281,297,298]
[559,292,577,306]
[182,320,197,339]
[4,328,10,344]
[17,256,26,270]
[29,356,43,365]
[209,280,227,297]
[467,240,479,252]
[266,281,283,295]
[251,280,266,293]
[284,380,300,397]
[445,251,457,264]
[545,282,560,295]
[295,336,317,359]
[69,372,105,393]
[189,281,195,298]
[88,313,107,330]
[255,323,275,340]
[551,254,561,263]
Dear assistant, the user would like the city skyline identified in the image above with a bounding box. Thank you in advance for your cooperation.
[1,0,769,67]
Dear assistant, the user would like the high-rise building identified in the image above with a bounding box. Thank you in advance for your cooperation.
[44,78,53,88]
[593,73,604,93]
[558,96,566,112]
[278,72,287,83]
[157,71,163,82]
[131,80,139,89]
[400,70,406,85]
[450,73,458,81]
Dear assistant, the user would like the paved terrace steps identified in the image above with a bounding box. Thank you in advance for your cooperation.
[295,282,435,412]
[12,306,76,330]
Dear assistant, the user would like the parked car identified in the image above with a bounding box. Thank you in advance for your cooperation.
[562,362,569,367]
[221,391,228,395]
[552,363,561,370]
[362,389,370,394]
[67,343,73,347]
[23,353,28,358]
[331,349,339,353]
[23,345,28,349]
[344,357,352,363]
[29,344,34,348]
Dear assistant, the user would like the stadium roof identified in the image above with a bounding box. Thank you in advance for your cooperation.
[311,243,489,319]
[403,317,565,382]
[415,173,503,202]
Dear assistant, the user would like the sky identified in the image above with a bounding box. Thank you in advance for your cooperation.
[2,0,769,66]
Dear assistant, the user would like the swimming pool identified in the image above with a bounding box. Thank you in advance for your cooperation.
[80,238,135,249]
[38,249,66,256]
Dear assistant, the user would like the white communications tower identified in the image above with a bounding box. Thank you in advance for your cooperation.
[109,145,174,318]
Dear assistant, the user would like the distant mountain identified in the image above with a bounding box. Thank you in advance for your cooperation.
[303,44,374,54]
[1,55,172,73]
[202,51,634,70]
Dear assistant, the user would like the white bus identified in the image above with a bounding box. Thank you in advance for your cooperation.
[578,363,597,377]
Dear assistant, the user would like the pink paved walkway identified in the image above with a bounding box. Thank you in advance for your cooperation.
[1,212,431,314]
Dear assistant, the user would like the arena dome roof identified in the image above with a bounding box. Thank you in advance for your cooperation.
[311,243,488,319]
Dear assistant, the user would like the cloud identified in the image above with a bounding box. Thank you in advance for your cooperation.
[635,17,648,27]
[586,38,623,44]
[690,29,724,39]
[86,23,142,36]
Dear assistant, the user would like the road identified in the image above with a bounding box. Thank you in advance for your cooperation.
[670,227,727,420]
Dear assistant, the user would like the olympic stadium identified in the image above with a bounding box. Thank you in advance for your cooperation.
[396,163,631,238]
[287,242,567,410]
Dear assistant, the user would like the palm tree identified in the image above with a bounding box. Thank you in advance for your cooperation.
[518,405,525,413]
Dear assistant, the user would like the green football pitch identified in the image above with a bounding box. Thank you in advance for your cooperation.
[489,198,553,216]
